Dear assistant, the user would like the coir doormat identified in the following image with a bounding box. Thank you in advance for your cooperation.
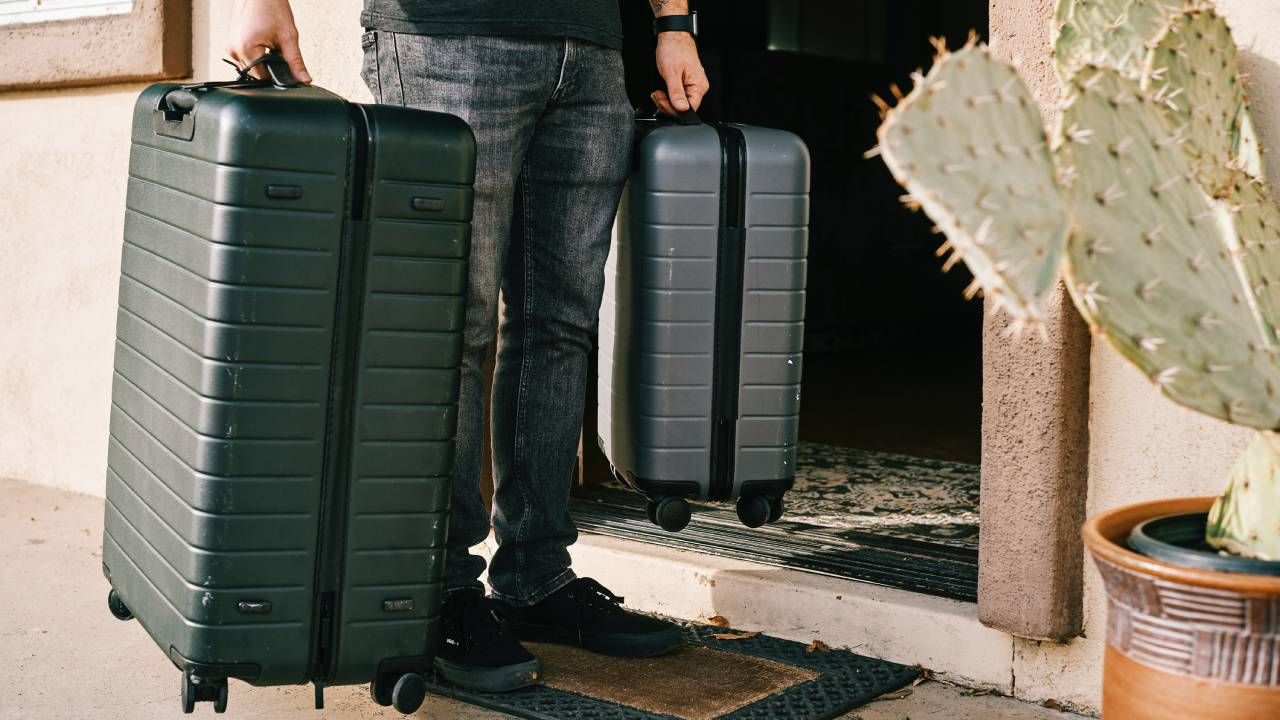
[426,623,919,720]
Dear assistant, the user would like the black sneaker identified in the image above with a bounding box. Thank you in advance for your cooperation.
[505,578,683,658]
[433,589,542,692]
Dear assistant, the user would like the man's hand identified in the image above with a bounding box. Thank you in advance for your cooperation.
[226,0,312,84]
[651,30,709,116]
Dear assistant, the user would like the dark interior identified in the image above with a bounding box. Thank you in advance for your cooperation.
[619,0,987,464]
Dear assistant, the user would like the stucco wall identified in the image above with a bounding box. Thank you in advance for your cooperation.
[992,0,1279,712]
[0,0,370,496]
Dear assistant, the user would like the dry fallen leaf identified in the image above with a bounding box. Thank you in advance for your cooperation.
[805,639,830,653]
[711,631,760,641]
[875,688,912,701]
[1043,699,1064,711]
[961,687,995,697]
[706,615,730,628]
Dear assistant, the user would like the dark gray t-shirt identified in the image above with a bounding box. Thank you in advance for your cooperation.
[361,1,624,50]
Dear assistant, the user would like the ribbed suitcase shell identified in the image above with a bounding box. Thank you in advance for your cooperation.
[102,80,475,698]
[598,120,809,512]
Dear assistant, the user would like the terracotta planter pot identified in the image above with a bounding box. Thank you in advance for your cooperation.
[1083,497,1280,719]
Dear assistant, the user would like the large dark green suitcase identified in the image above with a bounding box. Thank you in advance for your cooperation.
[101,58,475,714]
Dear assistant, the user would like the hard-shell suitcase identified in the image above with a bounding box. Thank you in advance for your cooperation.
[101,58,475,714]
[597,113,810,532]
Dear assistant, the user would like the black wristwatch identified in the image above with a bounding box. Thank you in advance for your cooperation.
[653,11,698,37]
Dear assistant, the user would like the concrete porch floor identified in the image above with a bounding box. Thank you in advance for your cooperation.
[0,479,1081,719]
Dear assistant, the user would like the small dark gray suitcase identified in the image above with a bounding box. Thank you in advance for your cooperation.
[101,57,475,714]
[598,113,810,532]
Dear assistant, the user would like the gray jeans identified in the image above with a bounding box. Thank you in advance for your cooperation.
[361,31,633,605]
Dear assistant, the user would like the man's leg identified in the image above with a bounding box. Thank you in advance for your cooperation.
[485,37,632,606]
[487,38,682,657]
[363,30,557,691]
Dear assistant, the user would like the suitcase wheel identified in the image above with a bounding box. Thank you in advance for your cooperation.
[107,589,134,621]
[391,672,427,714]
[180,672,228,714]
[736,495,773,529]
[648,496,691,532]
[370,673,395,707]
[768,497,785,524]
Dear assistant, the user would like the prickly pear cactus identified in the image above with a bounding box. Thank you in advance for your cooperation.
[1207,431,1280,560]
[1055,67,1280,429]
[1053,0,1195,83]
[878,1,1280,558]
[877,43,1069,326]
[1144,7,1264,195]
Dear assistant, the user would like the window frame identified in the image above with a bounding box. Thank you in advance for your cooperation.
[0,0,189,91]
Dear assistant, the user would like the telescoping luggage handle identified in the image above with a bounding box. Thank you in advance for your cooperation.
[153,51,300,141]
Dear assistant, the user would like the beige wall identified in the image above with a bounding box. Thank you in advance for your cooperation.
[996,0,1280,712]
[0,0,369,496]
[4,0,1280,713]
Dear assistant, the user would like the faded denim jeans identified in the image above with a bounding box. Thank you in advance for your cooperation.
[361,31,633,605]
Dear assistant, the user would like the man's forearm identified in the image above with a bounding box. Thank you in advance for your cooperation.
[649,0,688,17]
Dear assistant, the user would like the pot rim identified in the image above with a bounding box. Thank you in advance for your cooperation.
[1082,496,1280,594]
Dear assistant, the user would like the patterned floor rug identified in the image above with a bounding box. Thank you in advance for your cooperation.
[784,442,979,551]
[572,441,980,600]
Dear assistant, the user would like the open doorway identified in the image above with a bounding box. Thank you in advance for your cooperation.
[574,0,988,601]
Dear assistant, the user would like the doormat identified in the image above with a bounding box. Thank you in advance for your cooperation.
[426,623,919,719]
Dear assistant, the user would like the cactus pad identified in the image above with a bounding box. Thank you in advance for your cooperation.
[1219,174,1280,346]
[1056,67,1280,429]
[1053,0,1195,83]
[1145,8,1264,195]
[1207,431,1280,560]
[877,45,1068,325]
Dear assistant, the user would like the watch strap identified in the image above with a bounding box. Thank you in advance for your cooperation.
[653,11,698,36]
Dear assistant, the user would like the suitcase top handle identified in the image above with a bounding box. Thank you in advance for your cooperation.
[639,107,701,126]
[231,52,300,89]
[153,52,305,141]
[672,109,701,126]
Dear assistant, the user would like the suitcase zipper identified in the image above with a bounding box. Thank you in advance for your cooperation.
[308,104,375,688]
[709,125,747,501]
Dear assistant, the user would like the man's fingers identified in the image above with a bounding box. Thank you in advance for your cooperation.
[685,85,704,112]
[650,90,677,118]
[662,70,690,112]
[244,46,272,80]
[276,35,313,84]
[686,72,709,111]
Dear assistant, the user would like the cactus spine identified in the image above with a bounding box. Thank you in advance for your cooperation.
[876,0,1280,559]
[1053,0,1195,84]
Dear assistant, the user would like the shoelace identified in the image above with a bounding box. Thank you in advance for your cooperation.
[566,578,627,615]
[449,596,508,650]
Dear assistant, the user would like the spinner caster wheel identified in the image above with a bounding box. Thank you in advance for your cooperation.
[370,673,395,707]
[213,682,228,714]
[181,673,196,714]
[767,496,785,524]
[652,496,691,532]
[735,495,771,528]
[180,672,227,714]
[107,589,133,621]
[392,672,428,714]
